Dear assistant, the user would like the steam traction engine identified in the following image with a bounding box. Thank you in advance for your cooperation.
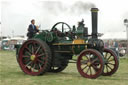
[15,8,119,79]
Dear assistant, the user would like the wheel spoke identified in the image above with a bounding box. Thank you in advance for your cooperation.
[38,63,42,70]
[85,55,89,60]
[107,54,112,61]
[107,62,115,66]
[25,47,32,54]
[90,67,92,75]
[81,60,88,64]
[33,42,37,53]
[32,45,34,54]
[37,53,45,57]
[82,65,88,70]
[85,52,90,61]
[30,61,33,67]
[23,59,30,63]
[32,64,36,71]
[35,46,41,54]
[42,57,47,60]
[86,67,90,74]
[26,51,31,56]
[106,65,109,73]
[25,61,32,67]
[92,64,99,72]
[106,64,113,70]
[87,53,91,61]
[91,58,98,64]
[37,59,44,64]
[104,52,108,59]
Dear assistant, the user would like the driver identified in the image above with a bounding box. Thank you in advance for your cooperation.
[27,19,39,39]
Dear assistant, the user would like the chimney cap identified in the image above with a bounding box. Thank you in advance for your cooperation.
[91,8,99,12]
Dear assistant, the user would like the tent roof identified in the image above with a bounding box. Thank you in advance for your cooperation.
[11,37,26,40]
[100,32,127,40]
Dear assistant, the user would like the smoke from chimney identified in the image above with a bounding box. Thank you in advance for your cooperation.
[42,1,96,16]
[71,1,96,14]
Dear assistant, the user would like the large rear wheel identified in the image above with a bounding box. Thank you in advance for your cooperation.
[77,49,104,79]
[18,39,52,76]
[102,48,119,76]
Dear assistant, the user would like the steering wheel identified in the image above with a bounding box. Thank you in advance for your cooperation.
[51,22,72,33]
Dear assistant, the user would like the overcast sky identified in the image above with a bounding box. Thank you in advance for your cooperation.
[0,0,128,39]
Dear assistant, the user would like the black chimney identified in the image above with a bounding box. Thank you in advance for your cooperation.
[91,8,99,39]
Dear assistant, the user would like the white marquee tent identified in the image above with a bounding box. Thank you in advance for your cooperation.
[100,32,127,40]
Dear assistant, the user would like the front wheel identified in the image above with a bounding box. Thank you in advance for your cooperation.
[77,49,104,79]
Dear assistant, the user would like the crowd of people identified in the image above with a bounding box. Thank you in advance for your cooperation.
[104,40,127,56]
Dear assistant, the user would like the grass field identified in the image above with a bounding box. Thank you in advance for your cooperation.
[0,50,128,85]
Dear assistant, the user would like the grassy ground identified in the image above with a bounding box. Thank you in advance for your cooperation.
[0,50,128,85]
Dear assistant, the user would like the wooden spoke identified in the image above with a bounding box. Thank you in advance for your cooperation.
[32,64,36,71]
[37,59,44,64]
[90,67,92,75]
[107,55,112,61]
[42,57,47,60]
[107,62,115,66]
[25,61,32,67]
[30,61,33,67]
[86,67,90,74]
[104,53,108,59]
[33,42,37,51]
[106,64,113,70]
[82,65,88,70]
[91,64,99,72]
[81,60,88,64]
[106,65,109,73]
[31,45,34,54]
[25,47,32,54]
[39,63,42,70]
[91,58,98,64]
[37,53,45,57]
[35,46,41,54]
[87,53,91,61]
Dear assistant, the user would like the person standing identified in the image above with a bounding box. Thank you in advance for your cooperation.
[27,19,39,39]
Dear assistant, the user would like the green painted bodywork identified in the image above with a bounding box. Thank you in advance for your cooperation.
[15,21,105,67]
[15,21,97,57]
